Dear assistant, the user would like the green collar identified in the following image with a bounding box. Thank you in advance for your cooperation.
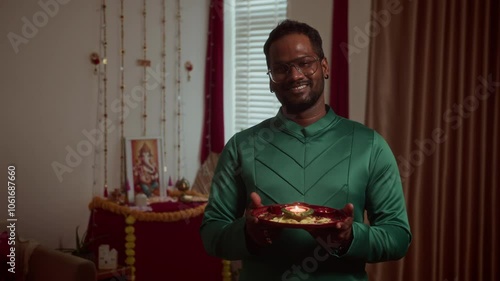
[273,105,341,138]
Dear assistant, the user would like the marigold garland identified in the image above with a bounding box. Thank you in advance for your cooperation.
[88,195,207,222]
[125,215,136,280]
[222,260,231,281]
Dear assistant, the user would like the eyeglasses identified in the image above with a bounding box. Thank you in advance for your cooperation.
[266,56,321,83]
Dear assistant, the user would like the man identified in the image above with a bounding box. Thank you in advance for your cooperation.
[200,20,411,280]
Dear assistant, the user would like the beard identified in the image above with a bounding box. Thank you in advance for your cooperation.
[278,93,321,114]
[274,78,324,115]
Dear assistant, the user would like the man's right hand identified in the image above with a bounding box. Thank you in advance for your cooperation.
[244,192,281,248]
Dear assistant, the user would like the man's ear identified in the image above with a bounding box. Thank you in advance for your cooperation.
[321,57,330,78]
[269,80,276,93]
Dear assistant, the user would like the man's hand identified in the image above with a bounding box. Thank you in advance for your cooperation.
[306,203,354,254]
[245,192,281,248]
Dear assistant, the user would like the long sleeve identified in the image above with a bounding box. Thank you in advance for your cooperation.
[200,136,251,260]
[342,132,412,261]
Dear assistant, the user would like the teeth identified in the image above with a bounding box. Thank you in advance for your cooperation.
[292,85,307,90]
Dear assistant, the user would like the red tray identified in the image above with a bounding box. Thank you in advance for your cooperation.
[250,202,348,229]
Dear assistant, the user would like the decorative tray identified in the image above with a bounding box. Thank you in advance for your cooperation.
[250,202,347,229]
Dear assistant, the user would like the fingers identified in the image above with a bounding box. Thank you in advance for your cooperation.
[245,192,262,214]
[263,229,272,245]
[336,216,353,228]
[335,217,353,240]
[333,217,353,240]
[253,229,272,246]
[245,192,262,220]
[342,203,354,217]
[246,222,274,246]
[250,192,263,208]
[246,213,258,223]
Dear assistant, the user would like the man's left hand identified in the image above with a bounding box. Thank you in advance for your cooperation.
[306,203,354,253]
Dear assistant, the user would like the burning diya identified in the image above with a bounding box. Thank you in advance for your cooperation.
[253,203,346,228]
[282,204,314,221]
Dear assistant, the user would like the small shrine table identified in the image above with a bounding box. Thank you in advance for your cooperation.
[86,195,224,281]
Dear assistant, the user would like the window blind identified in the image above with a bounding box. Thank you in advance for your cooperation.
[233,0,287,133]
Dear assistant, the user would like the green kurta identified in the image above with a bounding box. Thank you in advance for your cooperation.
[200,106,411,281]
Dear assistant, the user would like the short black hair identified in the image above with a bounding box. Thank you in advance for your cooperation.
[263,19,325,66]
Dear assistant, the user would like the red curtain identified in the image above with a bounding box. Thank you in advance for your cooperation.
[329,0,349,118]
[200,0,225,163]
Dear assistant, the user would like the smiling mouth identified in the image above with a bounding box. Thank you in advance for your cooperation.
[289,84,309,93]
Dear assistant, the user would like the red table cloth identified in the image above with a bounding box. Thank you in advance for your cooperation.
[86,198,222,281]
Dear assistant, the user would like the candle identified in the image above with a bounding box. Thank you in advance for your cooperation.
[281,203,314,221]
[289,206,307,213]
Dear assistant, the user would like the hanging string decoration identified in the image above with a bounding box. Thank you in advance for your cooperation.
[119,0,126,191]
[138,0,151,136]
[161,0,168,190]
[175,0,183,182]
[91,1,106,203]
[102,0,109,197]
[90,52,100,74]
[184,60,193,81]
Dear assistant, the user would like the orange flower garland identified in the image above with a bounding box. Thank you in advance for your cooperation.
[125,215,136,280]
[88,194,207,222]
[222,260,231,281]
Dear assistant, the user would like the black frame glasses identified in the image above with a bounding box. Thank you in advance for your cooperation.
[266,56,321,83]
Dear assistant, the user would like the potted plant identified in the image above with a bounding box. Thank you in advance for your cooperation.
[58,226,104,263]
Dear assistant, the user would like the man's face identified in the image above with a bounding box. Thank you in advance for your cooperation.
[268,33,329,114]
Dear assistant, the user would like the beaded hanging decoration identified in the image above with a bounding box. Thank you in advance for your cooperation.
[92,1,106,199]
[139,0,151,136]
[175,0,183,181]
[119,0,126,190]
[102,0,109,197]
[161,0,168,182]
[89,0,107,256]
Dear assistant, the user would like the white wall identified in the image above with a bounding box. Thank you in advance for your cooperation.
[348,0,371,124]
[288,0,371,124]
[288,0,333,106]
[0,0,370,249]
[0,0,208,248]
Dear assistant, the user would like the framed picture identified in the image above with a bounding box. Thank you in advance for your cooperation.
[125,137,165,203]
